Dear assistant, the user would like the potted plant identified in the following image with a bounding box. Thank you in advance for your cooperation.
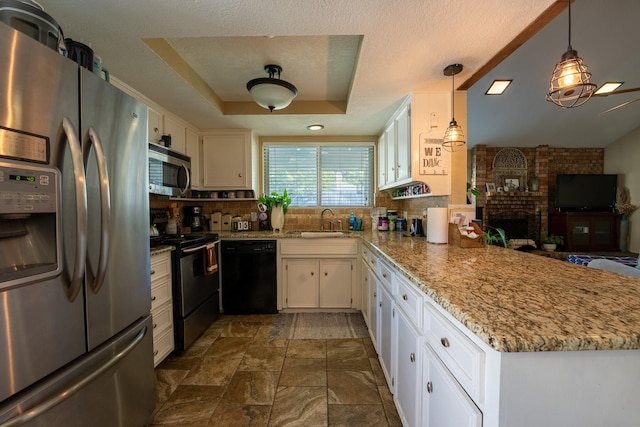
[484,226,507,248]
[258,189,291,231]
[541,234,564,251]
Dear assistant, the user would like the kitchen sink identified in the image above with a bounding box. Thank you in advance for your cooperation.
[300,231,347,238]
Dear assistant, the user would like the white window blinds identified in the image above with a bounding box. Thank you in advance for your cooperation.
[263,144,374,207]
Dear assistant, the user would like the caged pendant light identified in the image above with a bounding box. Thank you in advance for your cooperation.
[546,0,596,108]
[442,63,466,152]
[246,64,298,112]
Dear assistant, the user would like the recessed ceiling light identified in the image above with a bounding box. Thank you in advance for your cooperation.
[594,82,623,95]
[307,124,324,131]
[485,80,512,95]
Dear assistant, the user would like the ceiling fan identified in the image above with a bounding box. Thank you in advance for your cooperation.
[594,86,640,114]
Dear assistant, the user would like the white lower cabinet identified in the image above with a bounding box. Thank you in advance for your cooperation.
[150,251,174,367]
[422,343,482,427]
[283,258,354,309]
[378,282,395,393]
[361,259,370,325]
[394,307,422,427]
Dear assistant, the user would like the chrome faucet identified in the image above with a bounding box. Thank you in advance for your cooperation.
[320,208,335,231]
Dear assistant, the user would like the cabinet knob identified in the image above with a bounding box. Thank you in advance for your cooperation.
[409,352,415,363]
[324,272,328,276]
[151,296,157,301]
[238,173,242,178]
[426,381,433,394]
[154,350,158,356]
[440,337,450,348]
[154,127,159,133]
[153,323,157,329]
[311,271,314,276]
[373,292,377,298]
[365,277,368,282]
[382,273,387,278]
[402,294,408,301]
[150,269,155,275]
[379,302,383,307]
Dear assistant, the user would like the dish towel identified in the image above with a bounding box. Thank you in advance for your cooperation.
[204,242,218,275]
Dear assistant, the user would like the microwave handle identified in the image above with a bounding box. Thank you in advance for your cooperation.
[85,126,111,295]
[62,117,88,303]
[179,163,190,196]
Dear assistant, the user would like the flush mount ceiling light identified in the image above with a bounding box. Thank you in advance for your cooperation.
[306,124,324,131]
[246,64,298,112]
[546,0,596,108]
[594,82,623,95]
[442,63,466,152]
[485,80,512,95]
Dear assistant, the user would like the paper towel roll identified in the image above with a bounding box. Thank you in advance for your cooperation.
[427,207,448,244]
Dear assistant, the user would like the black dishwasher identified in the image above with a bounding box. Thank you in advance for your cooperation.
[221,240,277,314]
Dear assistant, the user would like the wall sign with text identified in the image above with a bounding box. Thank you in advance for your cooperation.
[419,136,449,176]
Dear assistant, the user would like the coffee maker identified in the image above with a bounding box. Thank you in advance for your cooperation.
[183,206,204,231]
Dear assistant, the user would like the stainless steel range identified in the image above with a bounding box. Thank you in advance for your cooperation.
[152,231,220,351]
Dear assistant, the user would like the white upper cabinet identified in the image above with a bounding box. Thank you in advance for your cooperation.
[201,130,255,190]
[185,128,201,189]
[378,92,451,196]
[148,108,163,145]
[162,115,186,154]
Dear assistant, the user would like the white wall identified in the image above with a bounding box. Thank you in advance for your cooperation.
[604,126,640,254]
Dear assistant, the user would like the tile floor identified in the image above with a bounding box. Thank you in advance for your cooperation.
[151,314,401,426]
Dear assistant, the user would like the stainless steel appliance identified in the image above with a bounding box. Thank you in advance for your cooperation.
[148,142,191,197]
[151,233,220,350]
[0,22,154,426]
[221,240,277,314]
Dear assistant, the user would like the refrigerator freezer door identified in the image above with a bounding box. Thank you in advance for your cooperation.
[80,68,151,350]
[0,315,155,427]
[0,22,86,403]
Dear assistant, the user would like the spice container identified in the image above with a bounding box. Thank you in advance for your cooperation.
[378,216,389,231]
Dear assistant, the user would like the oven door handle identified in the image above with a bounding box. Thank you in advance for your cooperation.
[182,240,218,254]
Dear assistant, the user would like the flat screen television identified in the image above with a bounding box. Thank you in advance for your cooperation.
[555,174,617,212]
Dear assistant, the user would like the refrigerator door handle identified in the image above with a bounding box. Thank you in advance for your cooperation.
[0,326,148,427]
[62,117,88,302]
[85,126,111,294]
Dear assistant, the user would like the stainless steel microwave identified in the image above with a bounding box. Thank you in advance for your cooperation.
[148,142,191,197]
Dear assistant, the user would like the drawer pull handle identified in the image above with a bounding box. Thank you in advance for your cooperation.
[150,269,155,275]
[427,381,433,394]
[402,294,408,301]
[409,352,415,363]
[151,296,157,301]
[440,337,450,348]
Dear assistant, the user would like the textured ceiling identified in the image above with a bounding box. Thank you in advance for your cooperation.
[34,0,639,148]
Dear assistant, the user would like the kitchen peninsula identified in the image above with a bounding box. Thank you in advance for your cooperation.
[359,231,640,427]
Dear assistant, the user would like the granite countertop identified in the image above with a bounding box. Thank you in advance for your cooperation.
[150,245,175,256]
[361,231,640,353]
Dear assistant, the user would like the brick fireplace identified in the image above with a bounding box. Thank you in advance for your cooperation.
[471,145,604,242]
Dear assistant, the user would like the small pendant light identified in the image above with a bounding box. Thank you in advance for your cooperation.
[546,0,596,108]
[442,63,465,152]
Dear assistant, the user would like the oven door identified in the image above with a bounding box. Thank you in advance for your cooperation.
[178,244,218,316]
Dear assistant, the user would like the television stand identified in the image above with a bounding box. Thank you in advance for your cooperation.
[549,212,620,252]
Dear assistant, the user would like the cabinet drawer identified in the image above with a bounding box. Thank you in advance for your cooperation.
[152,301,173,336]
[424,300,485,403]
[394,274,423,329]
[150,253,171,283]
[153,327,175,367]
[151,277,172,311]
[281,239,358,256]
[378,260,393,292]
[363,245,378,271]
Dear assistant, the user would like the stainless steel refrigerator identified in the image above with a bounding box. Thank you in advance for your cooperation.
[0,22,155,426]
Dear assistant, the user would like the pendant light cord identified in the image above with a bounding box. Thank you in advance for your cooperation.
[451,71,455,121]
[567,0,572,50]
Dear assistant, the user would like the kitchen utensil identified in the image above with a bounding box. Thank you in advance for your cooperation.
[65,38,93,70]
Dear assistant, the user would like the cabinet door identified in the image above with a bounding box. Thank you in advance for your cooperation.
[385,122,396,185]
[395,308,421,427]
[395,103,411,182]
[148,108,162,144]
[422,344,482,427]
[202,133,250,189]
[361,260,370,325]
[368,270,379,350]
[285,260,319,308]
[319,259,352,308]
[163,115,186,154]
[377,135,387,188]
[379,284,395,393]
[185,128,201,189]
